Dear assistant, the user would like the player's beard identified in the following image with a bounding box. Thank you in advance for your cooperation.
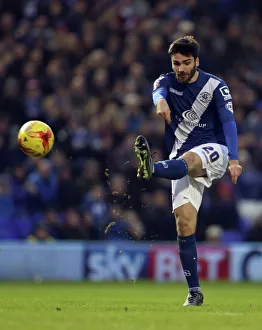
[177,63,197,84]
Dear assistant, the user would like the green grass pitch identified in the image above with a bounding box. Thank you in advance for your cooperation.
[0,281,261,330]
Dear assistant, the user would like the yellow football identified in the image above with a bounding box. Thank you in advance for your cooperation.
[18,120,55,157]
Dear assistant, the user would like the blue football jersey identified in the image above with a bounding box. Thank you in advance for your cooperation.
[152,69,234,159]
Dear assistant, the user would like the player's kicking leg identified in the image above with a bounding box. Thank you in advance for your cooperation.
[134,135,205,306]
[134,135,203,182]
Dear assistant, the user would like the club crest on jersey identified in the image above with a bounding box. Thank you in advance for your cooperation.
[198,92,212,104]
[182,110,199,122]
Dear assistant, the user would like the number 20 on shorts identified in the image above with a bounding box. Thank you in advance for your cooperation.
[202,146,219,163]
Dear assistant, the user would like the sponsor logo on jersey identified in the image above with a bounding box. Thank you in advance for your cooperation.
[182,110,207,128]
[185,122,207,128]
[198,91,212,103]
[169,87,183,96]
[219,86,232,101]
[182,110,199,122]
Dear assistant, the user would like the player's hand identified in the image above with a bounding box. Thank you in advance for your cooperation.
[156,98,171,125]
[228,160,242,184]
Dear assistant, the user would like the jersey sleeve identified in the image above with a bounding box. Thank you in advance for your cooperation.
[153,74,170,92]
[214,81,234,123]
[214,81,239,160]
[152,74,170,105]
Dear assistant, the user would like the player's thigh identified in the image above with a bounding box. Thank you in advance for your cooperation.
[171,175,205,212]
[180,151,206,177]
[171,176,205,235]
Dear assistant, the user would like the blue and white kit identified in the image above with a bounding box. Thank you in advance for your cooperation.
[152,69,238,211]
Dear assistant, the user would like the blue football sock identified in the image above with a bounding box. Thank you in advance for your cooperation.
[178,234,200,290]
[153,158,188,180]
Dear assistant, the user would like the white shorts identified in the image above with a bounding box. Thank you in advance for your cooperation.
[171,143,229,212]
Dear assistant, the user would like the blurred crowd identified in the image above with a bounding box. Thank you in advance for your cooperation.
[0,0,262,242]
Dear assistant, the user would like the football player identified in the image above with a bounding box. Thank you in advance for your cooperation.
[135,36,242,306]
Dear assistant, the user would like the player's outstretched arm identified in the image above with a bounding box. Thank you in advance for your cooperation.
[156,98,171,125]
[223,120,242,184]
[215,83,242,184]
[152,75,171,125]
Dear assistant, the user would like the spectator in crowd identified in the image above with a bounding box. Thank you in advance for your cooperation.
[105,204,144,241]
[141,189,176,241]
[27,223,54,242]
[205,225,224,243]
[60,208,89,240]
[25,158,57,212]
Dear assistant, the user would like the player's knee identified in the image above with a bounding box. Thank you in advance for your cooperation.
[181,152,205,177]
[181,152,198,171]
